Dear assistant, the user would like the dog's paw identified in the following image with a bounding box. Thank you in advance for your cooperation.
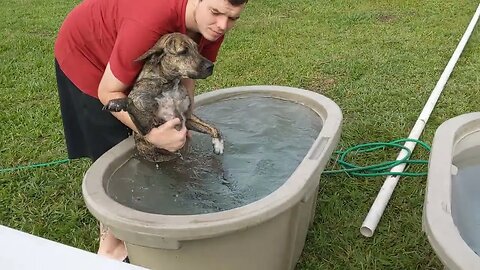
[102,98,128,112]
[212,138,224,155]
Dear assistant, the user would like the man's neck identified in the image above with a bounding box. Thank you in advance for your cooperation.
[185,0,201,42]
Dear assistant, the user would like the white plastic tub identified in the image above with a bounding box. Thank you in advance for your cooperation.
[423,112,480,270]
[82,86,343,270]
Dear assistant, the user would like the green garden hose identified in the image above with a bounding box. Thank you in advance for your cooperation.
[323,138,431,177]
[1,138,430,176]
[0,159,71,173]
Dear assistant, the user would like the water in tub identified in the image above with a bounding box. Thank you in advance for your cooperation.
[106,96,323,215]
[452,145,480,255]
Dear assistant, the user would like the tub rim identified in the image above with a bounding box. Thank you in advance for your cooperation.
[82,85,342,241]
[423,112,480,269]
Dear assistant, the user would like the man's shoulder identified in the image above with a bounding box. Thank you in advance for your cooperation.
[119,0,185,29]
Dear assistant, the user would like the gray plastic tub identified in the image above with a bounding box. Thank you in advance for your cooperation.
[82,85,342,270]
[423,112,480,270]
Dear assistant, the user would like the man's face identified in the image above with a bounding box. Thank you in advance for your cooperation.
[194,0,245,41]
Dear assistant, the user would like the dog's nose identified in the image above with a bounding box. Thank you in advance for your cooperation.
[205,62,214,74]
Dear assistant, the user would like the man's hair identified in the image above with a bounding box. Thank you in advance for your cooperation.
[228,0,248,6]
[199,0,248,7]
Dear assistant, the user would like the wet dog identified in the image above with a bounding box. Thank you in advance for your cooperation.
[103,33,224,163]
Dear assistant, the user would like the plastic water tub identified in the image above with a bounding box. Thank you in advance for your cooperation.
[423,112,480,270]
[82,86,342,270]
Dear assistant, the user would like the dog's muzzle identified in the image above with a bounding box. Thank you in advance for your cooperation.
[205,62,214,74]
[197,61,214,79]
[188,60,214,79]
[202,61,214,77]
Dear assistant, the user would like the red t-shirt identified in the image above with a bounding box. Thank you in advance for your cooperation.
[54,0,224,98]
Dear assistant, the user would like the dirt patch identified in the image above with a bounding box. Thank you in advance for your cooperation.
[309,75,337,92]
[377,14,397,23]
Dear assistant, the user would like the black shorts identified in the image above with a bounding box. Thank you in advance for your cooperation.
[55,59,131,161]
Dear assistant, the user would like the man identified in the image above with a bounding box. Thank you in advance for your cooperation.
[54,0,247,261]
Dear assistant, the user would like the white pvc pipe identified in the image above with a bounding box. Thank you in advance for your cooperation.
[360,3,480,238]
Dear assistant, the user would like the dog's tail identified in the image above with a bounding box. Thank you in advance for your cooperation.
[102,98,129,112]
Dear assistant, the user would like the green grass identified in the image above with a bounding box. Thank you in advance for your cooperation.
[1,0,480,268]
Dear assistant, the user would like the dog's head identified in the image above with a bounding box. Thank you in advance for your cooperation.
[136,33,214,80]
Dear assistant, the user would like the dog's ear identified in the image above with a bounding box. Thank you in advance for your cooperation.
[135,34,175,62]
[135,47,164,62]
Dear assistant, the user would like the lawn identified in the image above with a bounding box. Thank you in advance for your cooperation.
[1,0,480,269]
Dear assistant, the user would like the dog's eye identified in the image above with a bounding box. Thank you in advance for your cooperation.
[177,47,188,55]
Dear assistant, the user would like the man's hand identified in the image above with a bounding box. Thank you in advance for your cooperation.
[144,118,187,152]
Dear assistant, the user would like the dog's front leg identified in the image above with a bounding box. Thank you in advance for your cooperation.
[103,97,129,112]
[186,114,224,155]
[103,97,157,136]
[128,103,160,136]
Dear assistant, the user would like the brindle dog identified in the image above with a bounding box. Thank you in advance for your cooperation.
[103,33,224,163]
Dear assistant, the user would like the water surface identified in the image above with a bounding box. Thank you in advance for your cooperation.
[452,145,480,255]
[107,96,323,215]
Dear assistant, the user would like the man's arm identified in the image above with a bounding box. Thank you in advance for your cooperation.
[98,63,138,132]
